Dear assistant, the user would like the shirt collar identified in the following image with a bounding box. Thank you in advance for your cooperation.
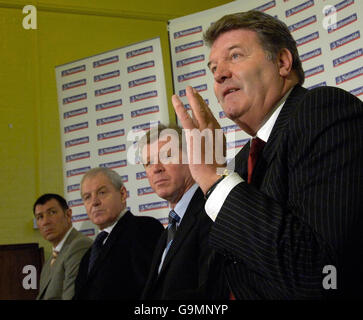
[256,87,293,143]
[172,183,199,226]
[101,208,127,235]
[54,226,73,252]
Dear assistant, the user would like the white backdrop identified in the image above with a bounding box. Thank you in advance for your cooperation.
[168,0,363,162]
[55,38,170,237]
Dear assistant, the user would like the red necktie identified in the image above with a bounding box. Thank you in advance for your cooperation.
[247,137,266,184]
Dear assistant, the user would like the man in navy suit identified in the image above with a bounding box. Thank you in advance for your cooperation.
[73,167,163,300]
[140,124,228,300]
[172,10,363,299]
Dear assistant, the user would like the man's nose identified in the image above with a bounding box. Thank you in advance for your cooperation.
[214,61,231,84]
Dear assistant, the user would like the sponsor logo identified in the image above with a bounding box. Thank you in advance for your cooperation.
[61,64,85,77]
[304,64,324,78]
[176,55,205,68]
[254,0,276,12]
[95,84,121,97]
[288,15,317,32]
[130,90,157,103]
[96,114,123,126]
[136,171,147,180]
[97,129,125,140]
[93,55,119,68]
[296,31,319,47]
[95,99,122,111]
[62,79,86,90]
[121,175,128,183]
[79,228,95,237]
[68,198,83,207]
[222,124,242,133]
[67,166,91,177]
[350,86,363,97]
[300,48,322,62]
[174,26,202,39]
[179,84,207,97]
[99,159,127,169]
[132,121,160,132]
[72,214,89,223]
[328,13,357,33]
[66,151,90,162]
[67,183,80,193]
[126,46,153,59]
[64,107,88,119]
[307,82,327,90]
[137,186,155,196]
[139,201,168,212]
[131,105,159,118]
[128,75,156,88]
[286,0,314,18]
[330,31,360,50]
[175,40,204,53]
[65,136,89,148]
[177,69,206,82]
[63,93,87,105]
[333,48,363,67]
[64,121,88,133]
[227,138,250,149]
[219,111,226,119]
[94,70,120,82]
[184,99,208,110]
[98,144,126,156]
[324,0,354,15]
[336,66,363,85]
[127,60,155,73]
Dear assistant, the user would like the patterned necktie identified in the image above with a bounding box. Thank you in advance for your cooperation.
[50,250,58,267]
[167,209,180,246]
[88,231,108,274]
[247,137,266,184]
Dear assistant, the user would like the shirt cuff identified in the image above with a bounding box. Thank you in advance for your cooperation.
[205,172,244,222]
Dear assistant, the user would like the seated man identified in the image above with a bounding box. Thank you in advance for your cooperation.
[34,193,92,300]
[74,167,164,300]
[140,124,228,299]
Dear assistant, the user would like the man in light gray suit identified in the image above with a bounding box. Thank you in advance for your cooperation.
[33,193,92,300]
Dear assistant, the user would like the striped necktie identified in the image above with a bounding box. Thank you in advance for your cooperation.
[88,231,108,274]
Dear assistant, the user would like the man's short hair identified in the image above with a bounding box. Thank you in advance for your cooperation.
[138,123,186,163]
[80,167,124,194]
[33,193,69,214]
[204,10,305,85]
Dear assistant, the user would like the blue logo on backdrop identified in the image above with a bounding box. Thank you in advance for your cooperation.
[94,70,120,82]
[64,122,88,133]
[296,31,319,47]
[176,55,205,68]
[128,75,156,88]
[93,55,119,68]
[285,0,314,18]
[254,0,276,12]
[95,99,122,111]
[126,46,153,59]
[336,66,363,85]
[177,69,206,82]
[99,160,127,169]
[96,114,123,126]
[98,145,126,156]
[330,31,360,50]
[67,166,91,177]
[139,201,168,212]
[66,151,90,162]
[67,183,80,193]
[64,107,88,119]
[130,90,157,103]
[333,48,363,67]
[63,93,87,105]
[62,79,86,91]
[97,129,125,140]
[174,26,202,39]
[328,13,357,33]
[65,136,89,148]
[131,105,159,118]
[288,15,317,32]
[61,65,85,77]
[175,40,204,53]
[127,61,155,73]
[95,84,121,96]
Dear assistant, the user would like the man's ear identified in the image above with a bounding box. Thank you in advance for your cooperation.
[65,208,73,222]
[277,48,293,78]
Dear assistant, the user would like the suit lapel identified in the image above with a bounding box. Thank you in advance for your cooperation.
[87,212,131,279]
[251,85,307,184]
[159,188,204,275]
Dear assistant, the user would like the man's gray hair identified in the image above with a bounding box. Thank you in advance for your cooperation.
[80,167,124,193]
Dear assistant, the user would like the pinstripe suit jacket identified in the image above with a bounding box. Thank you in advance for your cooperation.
[210,85,363,299]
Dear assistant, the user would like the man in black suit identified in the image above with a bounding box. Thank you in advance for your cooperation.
[172,10,363,299]
[73,167,164,300]
[140,124,227,300]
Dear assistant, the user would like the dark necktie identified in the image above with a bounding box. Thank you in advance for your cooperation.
[88,231,108,274]
[167,209,180,246]
[247,137,266,184]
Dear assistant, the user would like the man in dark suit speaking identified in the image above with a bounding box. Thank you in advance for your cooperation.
[140,124,227,300]
[74,167,163,300]
[172,10,363,299]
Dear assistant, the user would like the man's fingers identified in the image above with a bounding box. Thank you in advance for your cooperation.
[171,94,195,130]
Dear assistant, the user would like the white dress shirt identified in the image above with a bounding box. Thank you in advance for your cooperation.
[205,88,293,222]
